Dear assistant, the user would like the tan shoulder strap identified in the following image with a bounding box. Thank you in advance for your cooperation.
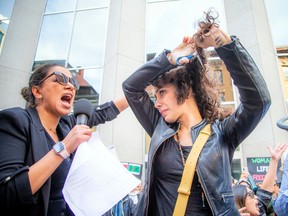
[173,124,211,216]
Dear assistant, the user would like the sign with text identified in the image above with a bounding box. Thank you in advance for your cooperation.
[247,157,281,183]
[121,162,142,180]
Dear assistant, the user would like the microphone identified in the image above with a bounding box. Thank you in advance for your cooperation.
[74,99,93,125]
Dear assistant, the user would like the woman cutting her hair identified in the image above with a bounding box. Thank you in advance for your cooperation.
[122,10,271,215]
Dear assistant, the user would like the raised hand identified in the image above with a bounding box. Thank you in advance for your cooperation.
[267,143,288,161]
[167,36,196,65]
[194,24,231,49]
[238,207,250,216]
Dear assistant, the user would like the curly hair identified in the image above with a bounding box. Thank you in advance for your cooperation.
[152,9,232,122]
[193,8,220,45]
[152,56,227,122]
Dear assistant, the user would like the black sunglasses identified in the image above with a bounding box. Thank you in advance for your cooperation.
[38,72,80,90]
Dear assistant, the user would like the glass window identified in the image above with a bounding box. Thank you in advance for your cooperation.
[35,1,109,103]
[208,60,234,103]
[0,0,15,18]
[77,0,109,9]
[0,32,3,46]
[68,9,109,68]
[73,67,102,106]
[34,13,74,65]
[0,0,15,54]
[45,0,77,13]
[146,0,226,55]
[75,67,103,97]
[265,0,288,47]
[278,54,288,102]
[232,159,241,180]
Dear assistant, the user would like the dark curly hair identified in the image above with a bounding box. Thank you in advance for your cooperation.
[152,9,232,123]
[193,8,220,45]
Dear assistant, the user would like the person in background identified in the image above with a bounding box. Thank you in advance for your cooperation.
[102,194,135,216]
[102,183,143,216]
[273,150,288,215]
[129,182,143,205]
[238,169,253,189]
[233,144,287,216]
[0,64,128,216]
[122,9,271,216]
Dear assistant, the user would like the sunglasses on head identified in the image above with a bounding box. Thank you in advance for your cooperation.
[38,72,80,90]
[246,190,256,199]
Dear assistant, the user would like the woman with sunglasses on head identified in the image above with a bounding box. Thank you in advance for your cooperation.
[0,64,128,216]
[122,10,271,216]
[234,185,259,216]
[233,144,287,216]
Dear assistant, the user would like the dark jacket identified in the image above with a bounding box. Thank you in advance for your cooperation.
[257,188,273,216]
[122,37,271,215]
[102,195,136,216]
[0,102,120,216]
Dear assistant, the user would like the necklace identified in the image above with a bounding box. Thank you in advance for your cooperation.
[176,131,207,208]
[42,121,57,135]
[176,132,186,166]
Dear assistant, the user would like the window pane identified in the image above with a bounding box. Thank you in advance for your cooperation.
[68,9,108,67]
[73,67,103,102]
[146,0,226,54]
[0,0,15,18]
[278,53,288,102]
[0,0,15,54]
[208,59,234,102]
[34,13,74,63]
[45,0,77,13]
[77,0,109,9]
[232,159,241,180]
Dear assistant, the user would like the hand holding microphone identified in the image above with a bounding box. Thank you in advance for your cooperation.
[62,99,94,154]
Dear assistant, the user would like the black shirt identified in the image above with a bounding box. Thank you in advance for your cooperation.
[153,137,213,216]
[45,130,75,216]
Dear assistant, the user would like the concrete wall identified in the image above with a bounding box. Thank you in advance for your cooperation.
[98,0,146,165]
[0,0,46,110]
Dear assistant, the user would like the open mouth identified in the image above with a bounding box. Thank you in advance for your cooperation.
[160,109,168,117]
[61,94,73,105]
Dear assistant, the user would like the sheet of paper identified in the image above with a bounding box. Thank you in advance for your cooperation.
[62,132,141,216]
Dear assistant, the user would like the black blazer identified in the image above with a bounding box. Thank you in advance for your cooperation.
[0,102,120,216]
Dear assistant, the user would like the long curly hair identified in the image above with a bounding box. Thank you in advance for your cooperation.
[152,9,232,123]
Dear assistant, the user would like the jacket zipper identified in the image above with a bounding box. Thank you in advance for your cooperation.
[197,168,215,216]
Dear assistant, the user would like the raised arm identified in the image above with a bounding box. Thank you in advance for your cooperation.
[261,144,288,192]
[113,96,129,113]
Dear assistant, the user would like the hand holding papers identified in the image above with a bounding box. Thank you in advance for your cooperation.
[63,132,141,216]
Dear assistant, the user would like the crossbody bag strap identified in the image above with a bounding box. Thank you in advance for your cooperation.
[173,123,211,216]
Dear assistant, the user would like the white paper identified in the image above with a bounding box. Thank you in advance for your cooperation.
[62,132,141,216]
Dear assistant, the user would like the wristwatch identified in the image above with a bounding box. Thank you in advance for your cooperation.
[53,142,70,159]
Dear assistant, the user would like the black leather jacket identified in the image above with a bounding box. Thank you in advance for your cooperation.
[122,37,271,216]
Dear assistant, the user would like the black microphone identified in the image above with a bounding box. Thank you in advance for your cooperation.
[74,99,93,125]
